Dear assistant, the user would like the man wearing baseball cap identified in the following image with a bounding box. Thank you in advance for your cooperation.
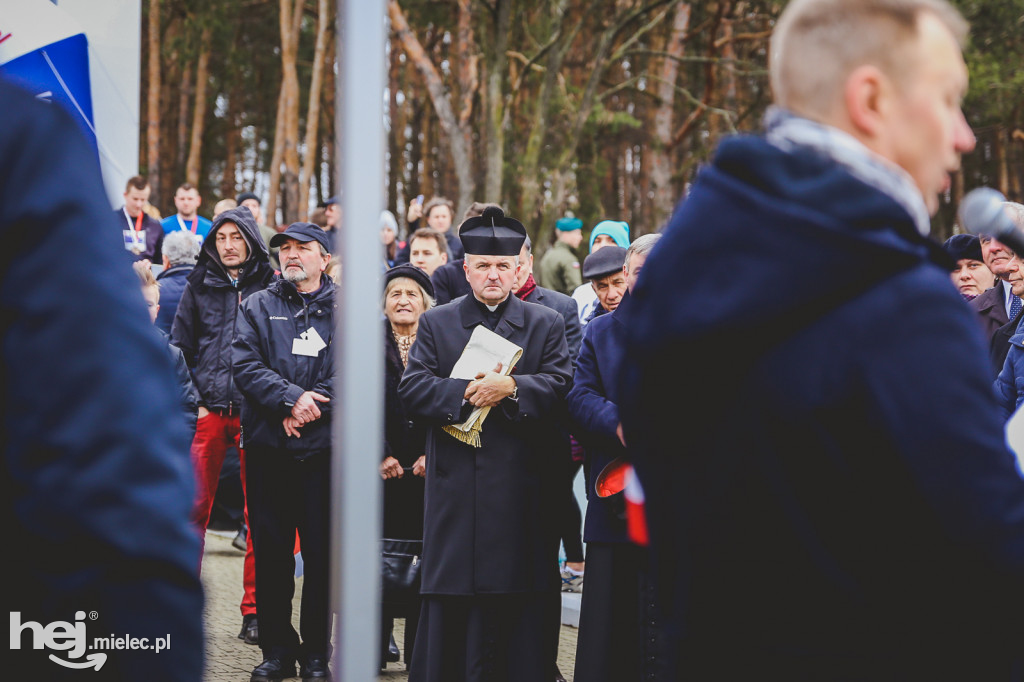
[232,222,336,681]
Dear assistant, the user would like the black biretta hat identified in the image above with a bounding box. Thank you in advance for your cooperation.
[384,263,435,300]
[458,206,526,256]
[582,245,628,280]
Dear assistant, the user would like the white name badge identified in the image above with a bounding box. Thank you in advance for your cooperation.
[292,326,327,357]
[123,229,145,254]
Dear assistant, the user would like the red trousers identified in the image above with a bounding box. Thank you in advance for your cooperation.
[191,410,257,617]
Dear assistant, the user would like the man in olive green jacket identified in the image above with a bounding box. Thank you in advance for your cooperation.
[538,215,584,296]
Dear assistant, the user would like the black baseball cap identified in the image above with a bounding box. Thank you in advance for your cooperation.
[269,222,331,252]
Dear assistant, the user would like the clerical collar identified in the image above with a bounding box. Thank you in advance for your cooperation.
[472,294,510,330]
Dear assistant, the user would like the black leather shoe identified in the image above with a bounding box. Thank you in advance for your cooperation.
[250,657,295,682]
[300,654,330,680]
[385,633,401,663]
[233,524,248,552]
[238,615,259,645]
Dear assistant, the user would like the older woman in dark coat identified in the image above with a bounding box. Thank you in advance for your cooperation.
[380,264,434,669]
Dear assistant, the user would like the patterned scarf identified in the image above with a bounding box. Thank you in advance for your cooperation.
[392,329,416,367]
[764,107,932,237]
[515,274,537,301]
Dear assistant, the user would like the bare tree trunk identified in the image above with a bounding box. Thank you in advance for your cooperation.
[185,26,213,187]
[483,0,511,202]
[996,126,1009,197]
[266,85,287,227]
[146,0,162,204]
[299,0,330,220]
[389,0,476,214]
[650,3,690,224]
[177,63,192,175]
[519,0,573,239]
[321,33,336,207]
[222,89,240,199]
[388,30,403,213]
[279,0,304,224]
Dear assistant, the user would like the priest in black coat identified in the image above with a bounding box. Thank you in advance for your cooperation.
[399,207,573,682]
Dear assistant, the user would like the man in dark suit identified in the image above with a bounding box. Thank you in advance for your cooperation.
[971,234,1018,342]
[511,234,582,682]
[399,207,572,682]
[981,204,1024,375]
[567,234,665,682]
[513,234,582,364]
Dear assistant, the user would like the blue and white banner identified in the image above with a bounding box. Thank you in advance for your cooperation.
[1,0,141,207]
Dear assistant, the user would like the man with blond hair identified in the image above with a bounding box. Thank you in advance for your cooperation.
[162,182,212,243]
[620,1,1024,678]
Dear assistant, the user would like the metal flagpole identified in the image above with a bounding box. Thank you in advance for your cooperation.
[332,0,386,679]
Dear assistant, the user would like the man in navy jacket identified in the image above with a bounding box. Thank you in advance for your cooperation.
[3,77,203,680]
[619,1,1024,679]
[568,234,662,682]
[233,222,336,682]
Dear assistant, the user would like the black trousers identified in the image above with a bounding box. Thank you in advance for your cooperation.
[245,446,331,659]
[560,458,585,563]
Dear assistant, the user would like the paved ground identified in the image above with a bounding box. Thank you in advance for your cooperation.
[200,531,579,681]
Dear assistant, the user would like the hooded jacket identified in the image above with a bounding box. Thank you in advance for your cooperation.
[171,207,276,411]
[232,275,336,453]
[619,133,1024,676]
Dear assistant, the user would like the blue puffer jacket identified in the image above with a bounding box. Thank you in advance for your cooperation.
[232,275,336,454]
[994,316,1024,420]
[619,133,1024,676]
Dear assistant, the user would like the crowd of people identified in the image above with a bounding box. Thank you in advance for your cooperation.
[7,0,1024,680]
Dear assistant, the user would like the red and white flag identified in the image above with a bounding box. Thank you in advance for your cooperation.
[624,465,649,546]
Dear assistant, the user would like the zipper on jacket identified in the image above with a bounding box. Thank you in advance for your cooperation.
[227,287,242,417]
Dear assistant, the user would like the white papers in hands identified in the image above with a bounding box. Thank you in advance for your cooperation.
[443,325,523,447]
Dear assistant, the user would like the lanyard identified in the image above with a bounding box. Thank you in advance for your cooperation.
[123,207,144,232]
[177,214,198,234]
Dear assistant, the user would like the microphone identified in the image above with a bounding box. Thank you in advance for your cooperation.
[959,187,1024,254]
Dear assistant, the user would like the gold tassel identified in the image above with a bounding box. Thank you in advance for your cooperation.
[443,424,482,447]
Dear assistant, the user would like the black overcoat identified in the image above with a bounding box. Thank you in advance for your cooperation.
[383,321,427,540]
[398,293,573,595]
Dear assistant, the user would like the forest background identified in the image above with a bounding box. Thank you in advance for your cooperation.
[140,0,1024,253]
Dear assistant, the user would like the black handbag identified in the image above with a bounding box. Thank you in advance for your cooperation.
[381,538,422,606]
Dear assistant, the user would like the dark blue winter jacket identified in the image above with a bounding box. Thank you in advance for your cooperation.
[232,275,336,454]
[995,317,1024,420]
[155,262,193,334]
[619,133,1024,678]
[567,305,629,543]
[2,78,203,680]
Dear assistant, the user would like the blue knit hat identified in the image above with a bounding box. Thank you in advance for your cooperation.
[589,220,630,252]
[556,216,583,232]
